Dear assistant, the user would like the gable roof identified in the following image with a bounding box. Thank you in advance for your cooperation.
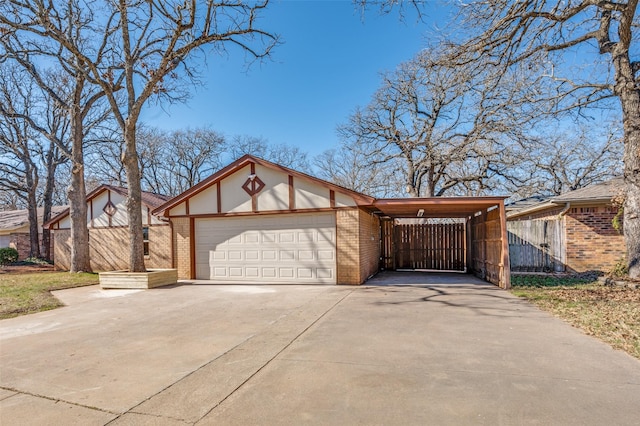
[507,177,624,219]
[505,195,550,212]
[551,177,624,203]
[0,206,68,233]
[104,185,171,209]
[45,184,170,228]
[153,154,376,216]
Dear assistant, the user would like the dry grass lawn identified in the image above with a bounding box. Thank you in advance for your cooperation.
[0,271,99,319]
[511,276,640,360]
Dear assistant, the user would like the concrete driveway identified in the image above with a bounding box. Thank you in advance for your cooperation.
[1,272,640,425]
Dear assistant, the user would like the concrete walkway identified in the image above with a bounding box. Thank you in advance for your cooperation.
[1,272,639,425]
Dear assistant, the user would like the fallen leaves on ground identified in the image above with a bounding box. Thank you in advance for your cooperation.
[513,285,640,360]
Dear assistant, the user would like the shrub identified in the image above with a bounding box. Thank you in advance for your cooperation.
[608,256,629,278]
[0,247,19,265]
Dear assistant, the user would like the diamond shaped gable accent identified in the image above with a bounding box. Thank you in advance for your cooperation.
[242,175,265,196]
[103,200,117,216]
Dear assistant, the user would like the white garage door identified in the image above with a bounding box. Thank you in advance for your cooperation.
[195,213,336,284]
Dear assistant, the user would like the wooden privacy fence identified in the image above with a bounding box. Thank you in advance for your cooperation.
[507,219,565,272]
[382,222,466,271]
[470,208,504,284]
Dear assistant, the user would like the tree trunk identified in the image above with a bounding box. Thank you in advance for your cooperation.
[41,142,57,260]
[614,45,640,278]
[23,159,40,259]
[123,122,146,272]
[68,84,92,273]
[26,190,40,259]
[405,160,419,197]
[620,92,640,278]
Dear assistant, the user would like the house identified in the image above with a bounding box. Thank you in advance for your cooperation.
[48,156,512,288]
[507,178,626,273]
[46,185,172,271]
[0,206,68,260]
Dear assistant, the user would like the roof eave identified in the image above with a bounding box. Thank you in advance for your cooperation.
[549,196,612,204]
[153,155,376,216]
[506,201,558,219]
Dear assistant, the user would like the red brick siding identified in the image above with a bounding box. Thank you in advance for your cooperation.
[358,209,380,282]
[171,218,191,279]
[336,208,380,285]
[3,232,55,261]
[565,206,625,272]
[336,208,360,285]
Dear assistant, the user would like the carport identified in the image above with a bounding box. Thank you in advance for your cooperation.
[373,197,510,289]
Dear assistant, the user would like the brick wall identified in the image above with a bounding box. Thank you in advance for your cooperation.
[336,208,360,285]
[358,209,380,282]
[8,233,30,260]
[172,217,192,279]
[4,232,55,261]
[565,206,625,273]
[52,225,172,271]
[336,208,380,285]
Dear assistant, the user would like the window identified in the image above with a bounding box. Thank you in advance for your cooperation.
[143,227,149,256]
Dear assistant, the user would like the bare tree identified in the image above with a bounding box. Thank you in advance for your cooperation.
[314,145,404,197]
[0,190,21,211]
[455,1,639,277]
[228,135,311,171]
[140,127,226,196]
[1,1,279,272]
[87,126,226,196]
[0,23,111,271]
[338,47,538,197]
[506,123,624,199]
[0,65,73,259]
[0,68,41,258]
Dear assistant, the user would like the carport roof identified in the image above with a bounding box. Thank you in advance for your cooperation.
[373,197,508,218]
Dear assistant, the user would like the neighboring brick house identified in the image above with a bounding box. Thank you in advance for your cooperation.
[0,206,68,260]
[507,178,626,273]
[48,155,512,287]
[46,185,172,271]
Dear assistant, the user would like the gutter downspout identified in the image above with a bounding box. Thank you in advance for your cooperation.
[558,202,571,218]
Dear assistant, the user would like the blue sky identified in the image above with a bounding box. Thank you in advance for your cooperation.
[142,1,450,157]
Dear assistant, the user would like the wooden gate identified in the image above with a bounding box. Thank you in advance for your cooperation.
[381,221,466,271]
[507,219,565,272]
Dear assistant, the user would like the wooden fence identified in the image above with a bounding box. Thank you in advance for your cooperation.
[382,222,466,271]
[470,208,504,284]
[507,219,565,272]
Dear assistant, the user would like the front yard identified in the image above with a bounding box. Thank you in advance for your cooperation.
[0,269,98,319]
[511,275,640,360]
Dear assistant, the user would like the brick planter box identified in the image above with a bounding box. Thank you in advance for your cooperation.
[99,269,178,289]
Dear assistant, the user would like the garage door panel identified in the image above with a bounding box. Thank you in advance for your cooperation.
[280,250,295,260]
[317,268,333,279]
[318,230,335,242]
[279,232,295,243]
[245,233,259,243]
[263,250,277,261]
[195,213,336,284]
[318,250,334,260]
[299,250,314,260]
[298,268,313,278]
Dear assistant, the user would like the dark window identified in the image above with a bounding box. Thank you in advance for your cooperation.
[143,227,149,256]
